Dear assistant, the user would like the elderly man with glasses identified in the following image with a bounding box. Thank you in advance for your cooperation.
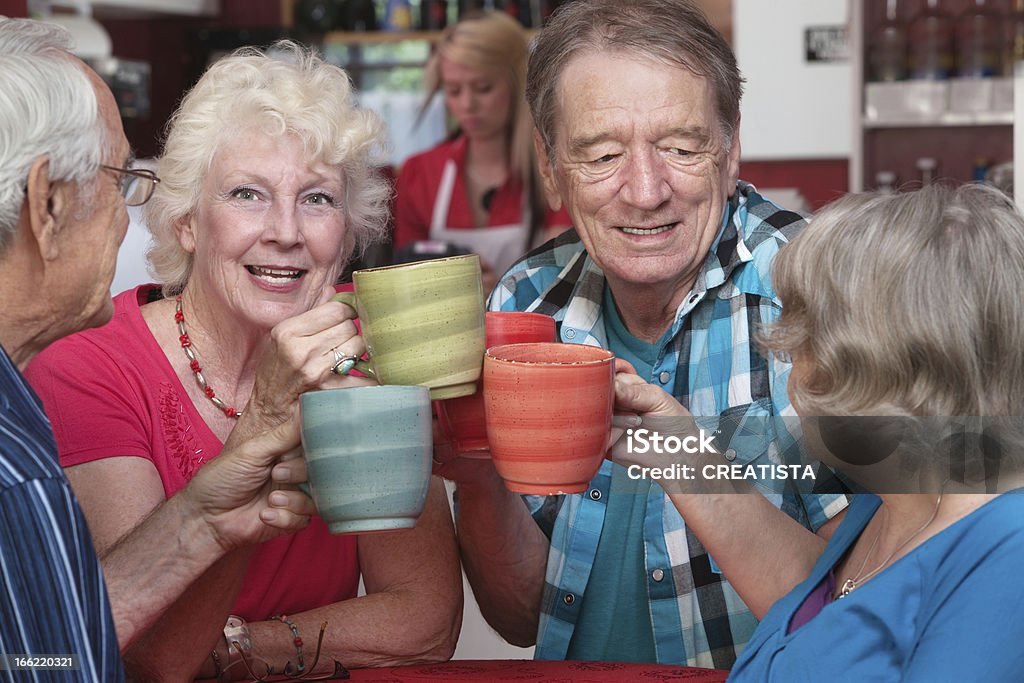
[0,18,315,681]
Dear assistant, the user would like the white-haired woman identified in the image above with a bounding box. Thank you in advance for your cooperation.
[26,42,461,681]
[614,183,1024,680]
[393,10,571,289]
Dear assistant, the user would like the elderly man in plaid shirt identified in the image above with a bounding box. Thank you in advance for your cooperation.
[433,0,850,671]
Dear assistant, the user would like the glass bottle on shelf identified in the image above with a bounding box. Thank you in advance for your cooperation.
[876,170,898,193]
[869,0,908,82]
[496,0,530,27]
[907,0,954,79]
[1003,0,1024,76]
[955,0,1002,77]
[383,0,414,31]
[917,157,938,186]
[972,157,991,182]
[347,0,379,31]
[294,0,344,35]
[421,0,449,30]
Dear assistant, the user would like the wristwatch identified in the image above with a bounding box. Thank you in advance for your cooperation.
[223,614,252,660]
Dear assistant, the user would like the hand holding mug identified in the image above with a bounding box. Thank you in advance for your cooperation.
[608,369,747,495]
[242,290,374,441]
[184,415,317,549]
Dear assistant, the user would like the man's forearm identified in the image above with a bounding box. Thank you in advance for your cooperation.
[100,493,238,650]
[455,475,548,647]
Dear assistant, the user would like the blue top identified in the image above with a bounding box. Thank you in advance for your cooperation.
[491,181,849,668]
[730,492,1024,681]
[0,346,124,681]
[565,290,657,662]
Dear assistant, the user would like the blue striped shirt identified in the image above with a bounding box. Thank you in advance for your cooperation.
[490,182,849,669]
[0,345,124,682]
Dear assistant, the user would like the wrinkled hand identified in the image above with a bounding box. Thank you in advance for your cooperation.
[614,370,751,494]
[608,360,702,472]
[238,287,376,441]
[605,359,688,453]
[614,372,689,418]
[184,415,316,552]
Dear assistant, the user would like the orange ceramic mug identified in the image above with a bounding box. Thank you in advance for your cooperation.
[435,312,557,458]
[483,342,615,494]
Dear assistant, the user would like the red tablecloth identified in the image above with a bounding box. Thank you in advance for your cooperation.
[347,659,729,682]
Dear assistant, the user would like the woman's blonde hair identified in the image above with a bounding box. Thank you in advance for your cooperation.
[145,41,391,295]
[760,183,1024,417]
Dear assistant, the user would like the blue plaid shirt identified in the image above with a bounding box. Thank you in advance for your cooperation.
[490,182,848,669]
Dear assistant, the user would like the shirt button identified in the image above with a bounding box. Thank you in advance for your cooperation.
[564,328,577,339]
[725,448,737,462]
[689,294,699,304]
[652,569,665,582]
[563,593,576,605]
[589,489,602,501]
[658,371,671,385]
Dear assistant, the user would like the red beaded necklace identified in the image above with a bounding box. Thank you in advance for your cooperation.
[174,296,242,419]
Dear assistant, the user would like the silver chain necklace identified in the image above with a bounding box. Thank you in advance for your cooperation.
[836,490,944,599]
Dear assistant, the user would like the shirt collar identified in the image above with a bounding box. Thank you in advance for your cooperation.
[559,181,775,343]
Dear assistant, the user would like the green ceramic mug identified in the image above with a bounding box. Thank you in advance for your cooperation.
[332,254,486,400]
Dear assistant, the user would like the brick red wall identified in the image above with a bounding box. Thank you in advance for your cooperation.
[100,0,285,158]
[739,158,849,211]
[0,0,28,16]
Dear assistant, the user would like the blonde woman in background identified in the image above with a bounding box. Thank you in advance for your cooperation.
[393,10,571,291]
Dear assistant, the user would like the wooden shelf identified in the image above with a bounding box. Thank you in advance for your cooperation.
[322,28,540,45]
[324,31,440,45]
[85,0,219,18]
[863,112,1014,129]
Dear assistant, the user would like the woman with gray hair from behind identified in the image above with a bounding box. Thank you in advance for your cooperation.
[615,183,1024,680]
[26,42,461,681]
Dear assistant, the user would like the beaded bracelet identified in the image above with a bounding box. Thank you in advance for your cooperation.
[270,614,305,674]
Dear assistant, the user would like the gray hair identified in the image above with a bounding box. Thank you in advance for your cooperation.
[527,0,744,160]
[0,18,106,249]
[145,40,391,295]
[761,183,1024,417]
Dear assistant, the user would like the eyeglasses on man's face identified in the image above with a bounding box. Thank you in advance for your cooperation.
[101,164,161,206]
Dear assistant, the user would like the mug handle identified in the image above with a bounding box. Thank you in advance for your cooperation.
[330,292,376,377]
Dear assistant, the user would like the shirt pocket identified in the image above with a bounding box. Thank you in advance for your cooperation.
[694,397,775,467]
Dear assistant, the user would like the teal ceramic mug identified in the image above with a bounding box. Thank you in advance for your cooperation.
[299,385,433,534]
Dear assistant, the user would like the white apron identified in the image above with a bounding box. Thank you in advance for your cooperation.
[429,159,531,277]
